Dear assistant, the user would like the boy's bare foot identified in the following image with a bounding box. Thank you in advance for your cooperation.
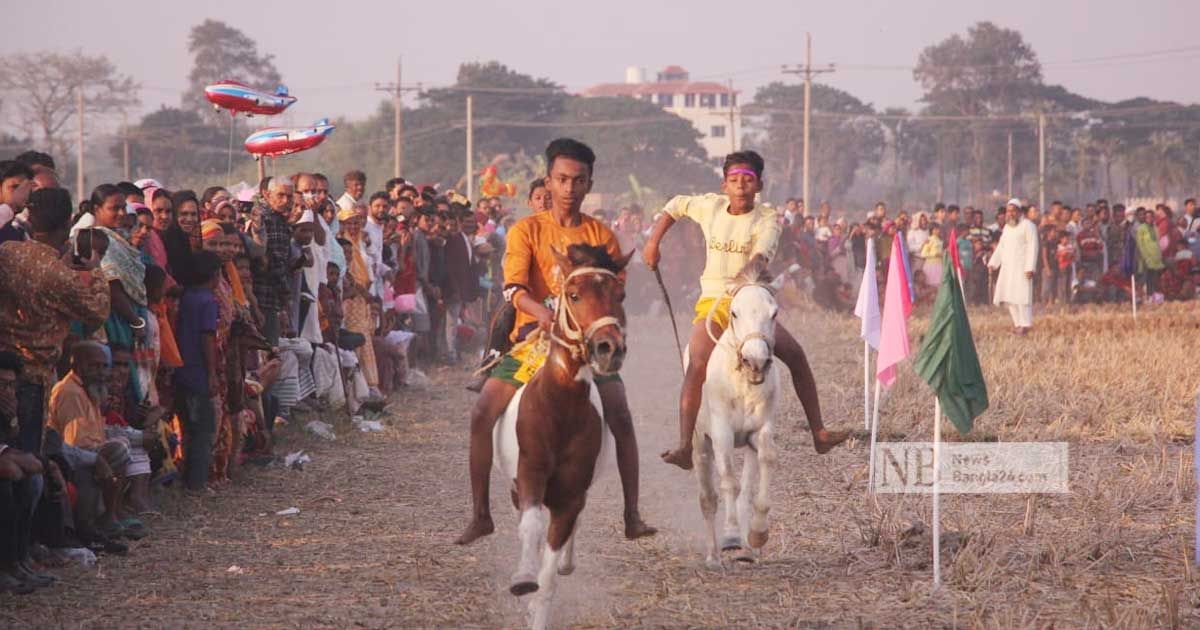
[660,447,693,470]
[454,516,495,545]
[624,511,658,539]
[813,428,850,454]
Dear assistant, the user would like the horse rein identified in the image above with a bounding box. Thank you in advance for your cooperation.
[703,282,776,374]
[549,266,624,372]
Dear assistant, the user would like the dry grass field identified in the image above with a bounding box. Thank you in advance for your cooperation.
[2,300,1196,628]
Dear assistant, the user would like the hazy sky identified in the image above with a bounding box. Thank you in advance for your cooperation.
[5,0,1200,135]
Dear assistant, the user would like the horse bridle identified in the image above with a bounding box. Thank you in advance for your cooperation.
[549,266,625,373]
[704,282,775,374]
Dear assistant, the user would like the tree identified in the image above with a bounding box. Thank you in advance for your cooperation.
[554,96,712,196]
[0,51,139,168]
[414,61,569,187]
[184,20,283,121]
[749,82,882,202]
[914,22,1044,204]
[113,107,230,189]
[1128,132,1190,200]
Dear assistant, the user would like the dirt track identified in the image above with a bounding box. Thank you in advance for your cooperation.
[3,308,1196,628]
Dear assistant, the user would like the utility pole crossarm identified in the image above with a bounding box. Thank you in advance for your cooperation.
[374,57,421,178]
[781,33,836,216]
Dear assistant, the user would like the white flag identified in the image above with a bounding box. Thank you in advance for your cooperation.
[854,238,881,350]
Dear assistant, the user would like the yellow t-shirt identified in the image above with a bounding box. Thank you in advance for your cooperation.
[502,211,623,341]
[663,193,781,298]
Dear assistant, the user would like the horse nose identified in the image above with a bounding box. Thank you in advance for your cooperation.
[591,335,626,372]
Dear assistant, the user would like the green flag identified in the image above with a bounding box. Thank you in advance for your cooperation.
[914,253,988,435]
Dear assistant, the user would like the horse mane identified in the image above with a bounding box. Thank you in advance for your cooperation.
[566,243,621,274]
[732,254,773,289]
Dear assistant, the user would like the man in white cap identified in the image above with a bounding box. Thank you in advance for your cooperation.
[988,198,1039,334]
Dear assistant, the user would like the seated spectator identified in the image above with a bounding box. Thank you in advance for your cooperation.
[102,344,156,530]
[0,351,56,593]
[47,341,144,550]
[1100,263,1132,302]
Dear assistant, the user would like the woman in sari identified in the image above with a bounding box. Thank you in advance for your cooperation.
[140,187,173,278]
[91,184,155,402]
[337,206,380,389]
[199,219,239,485]
[163,190,202,286]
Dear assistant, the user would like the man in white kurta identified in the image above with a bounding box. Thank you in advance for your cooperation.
[988,200,1039,333]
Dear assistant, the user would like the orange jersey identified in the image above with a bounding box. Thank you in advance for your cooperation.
[502,211,622,340]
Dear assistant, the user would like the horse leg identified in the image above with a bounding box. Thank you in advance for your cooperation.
[512,506,548,596]
[693,433,720,567]
[557,516,578,576]
[709,424,742,551]
[529,499,583,630]
[748,427,777,551]
[511,462,548,596]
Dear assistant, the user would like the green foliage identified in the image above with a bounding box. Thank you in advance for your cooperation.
[0,51,139,184]
[115,107,232,189]
[185,19,283,122]
[750,81,883,202]
[258,62,713,204]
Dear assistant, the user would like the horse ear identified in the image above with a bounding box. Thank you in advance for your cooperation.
[550,246,573,274]
[768,274,786,292]
[616,248,636,271]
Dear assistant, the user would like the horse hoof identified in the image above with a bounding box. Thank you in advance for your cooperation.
[704,556,723,570]
[748,528,769,549]
[510,575,539,597]
[733,549,757,564]
[720,535,743,552]
[557,564,575,576]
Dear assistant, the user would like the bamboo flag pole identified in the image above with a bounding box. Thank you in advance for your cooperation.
[867,379,882,493]
[932,397,942,590]
[1131,274,1138,319]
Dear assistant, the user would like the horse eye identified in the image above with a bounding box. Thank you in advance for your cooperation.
[731,311,738,319]
[569,293,580,303]
[771,310,778,319]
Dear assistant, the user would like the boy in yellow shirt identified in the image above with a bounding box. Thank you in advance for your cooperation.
[643,151,848,469]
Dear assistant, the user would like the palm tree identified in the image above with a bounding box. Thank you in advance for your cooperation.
[1129,132,1189,200]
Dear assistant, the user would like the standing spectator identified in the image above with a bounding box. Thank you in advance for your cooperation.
[0,161,34,244]
[441,208,473,363]
[337,170,366,212]
[920,224,944,287]
[988,203,1039,335]
[0,188,110,454]
[256,177,295,345]
[174,252,223,492]
[1134,207,1165,295]
[337,207,381,390]
[365,192,391,299]
[1055,232,1076,302]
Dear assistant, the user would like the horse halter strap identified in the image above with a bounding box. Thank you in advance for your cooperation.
[704,282,775,370]
[550,266,623,364]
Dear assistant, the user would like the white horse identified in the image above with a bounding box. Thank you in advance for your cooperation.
[691,273,783,566]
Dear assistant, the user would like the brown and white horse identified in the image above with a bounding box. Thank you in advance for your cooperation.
[492,243,633,630]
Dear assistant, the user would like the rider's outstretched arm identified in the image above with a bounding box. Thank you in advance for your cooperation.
[642,212,677,270]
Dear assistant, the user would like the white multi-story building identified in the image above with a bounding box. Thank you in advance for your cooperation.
[581,66,741,160]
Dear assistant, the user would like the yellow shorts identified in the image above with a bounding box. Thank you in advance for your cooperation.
[693,296,733,330]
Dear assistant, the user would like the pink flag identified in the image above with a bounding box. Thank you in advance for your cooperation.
[876,231,912,388]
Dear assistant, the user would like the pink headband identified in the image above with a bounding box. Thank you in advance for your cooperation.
[727,168,758,179]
